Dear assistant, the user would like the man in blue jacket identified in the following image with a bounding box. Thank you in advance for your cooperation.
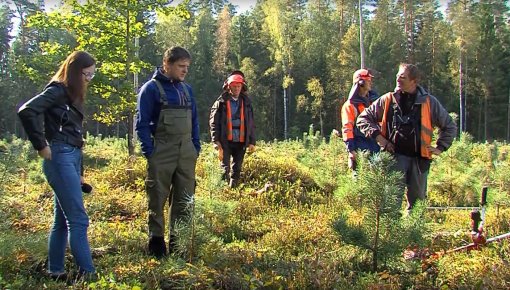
[135,46,200,258]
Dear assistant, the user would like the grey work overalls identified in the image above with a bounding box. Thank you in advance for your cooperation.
[146,79,197,238]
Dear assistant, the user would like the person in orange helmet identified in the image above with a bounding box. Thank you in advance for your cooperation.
[340,68,380,172]
[209,71,256,188]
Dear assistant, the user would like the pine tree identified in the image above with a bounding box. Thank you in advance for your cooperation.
[334,152,427,271]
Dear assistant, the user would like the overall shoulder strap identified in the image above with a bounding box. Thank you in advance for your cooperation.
[152,79,168,106]
[180,82,191,104]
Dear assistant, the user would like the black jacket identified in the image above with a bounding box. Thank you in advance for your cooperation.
[18,82,85,151]
[209,92,256,147]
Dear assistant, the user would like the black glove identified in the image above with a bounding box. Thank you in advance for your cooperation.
[81,183,93,193]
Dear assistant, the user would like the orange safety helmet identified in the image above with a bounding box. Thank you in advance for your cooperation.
[227,74,245,85]
[352,68,374,83]
[223,70,248,92]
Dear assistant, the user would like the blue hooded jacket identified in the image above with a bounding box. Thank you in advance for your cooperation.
[135,67,201,157]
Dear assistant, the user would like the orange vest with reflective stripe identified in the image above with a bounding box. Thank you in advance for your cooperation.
[341,102,370,141]
[226,98,245,142]
[380,93,433,159]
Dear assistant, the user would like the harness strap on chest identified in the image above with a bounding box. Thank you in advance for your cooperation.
[152,79,192,109]
[152,79,168,106]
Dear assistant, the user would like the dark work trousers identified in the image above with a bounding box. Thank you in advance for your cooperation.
[221,141,246,183]
[395,153,429,210]
[145,107,198,238]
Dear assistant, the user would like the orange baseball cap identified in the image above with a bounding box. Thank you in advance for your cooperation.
[353,69,374,83]
[227,74,245,85]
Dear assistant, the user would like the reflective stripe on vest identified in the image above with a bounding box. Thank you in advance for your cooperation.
[420,98,432,159]
[341,102,367,141]
[226,98,245,142]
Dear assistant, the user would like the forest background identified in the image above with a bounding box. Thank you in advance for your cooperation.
[0,0,509,147]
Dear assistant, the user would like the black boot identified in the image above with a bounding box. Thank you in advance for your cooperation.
[148,236,167,258]
[229,178,239,188]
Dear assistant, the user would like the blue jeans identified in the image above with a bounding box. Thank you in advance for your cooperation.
[43,143,95,274]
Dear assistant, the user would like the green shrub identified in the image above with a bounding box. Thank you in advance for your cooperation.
[436,244,510,289]
[428,133,482,206]
[1,136,510,289]
[334,152,428,272]
[242,147,329,207]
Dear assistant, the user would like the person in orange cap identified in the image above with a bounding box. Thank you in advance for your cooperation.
[339,68,380,173]
[209,71,256,188]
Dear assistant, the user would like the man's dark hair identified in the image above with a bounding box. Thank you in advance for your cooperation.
[229,70,245,78]
[163,46,191,64]
[399,63,420,82]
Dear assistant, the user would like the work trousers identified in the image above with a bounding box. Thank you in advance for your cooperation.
[221,141,246,184]
[395,153,431,209]
[145,107,197,238]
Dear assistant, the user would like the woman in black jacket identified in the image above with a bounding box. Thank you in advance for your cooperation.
[18,51,96,279]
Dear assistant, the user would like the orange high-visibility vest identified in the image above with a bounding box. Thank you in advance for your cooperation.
[341,102,367,141]
[226,98,245,142]
[380,93,433,159]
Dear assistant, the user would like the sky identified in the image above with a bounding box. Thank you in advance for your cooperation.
[13,0,449,16]
[8,0,452,39]
[7,0,255,39]
[230,1,255,14]
[11,0,255,13]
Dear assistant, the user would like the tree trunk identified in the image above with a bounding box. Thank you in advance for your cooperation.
[459,49,466,133]
[358,0,365,68]
[507,88,510,141]
[125,0,135,156]
[404,0,414,62]
[477,96,483,140]
[483,86,488,141]
[337,0,345,38]
[283,87,288,139]
[319,110,324,138]
[273,79,277,139]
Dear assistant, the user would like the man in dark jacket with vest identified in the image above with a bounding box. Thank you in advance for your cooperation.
[209,71,256,188]
[135,46,200,258]
[357,63,457,210]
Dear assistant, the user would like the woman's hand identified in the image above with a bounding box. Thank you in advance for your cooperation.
[247,144,256,154]
[38,146,52,160]
[214,142,223,161]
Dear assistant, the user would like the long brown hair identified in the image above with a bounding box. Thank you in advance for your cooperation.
[51,51,96,104]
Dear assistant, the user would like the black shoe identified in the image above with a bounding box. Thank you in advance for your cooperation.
[74,271,98,283]
[49,272,68,282]
[148,236,167,258]
[229,179,239,188]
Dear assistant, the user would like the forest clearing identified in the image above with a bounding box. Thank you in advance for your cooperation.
[1,133,510,289]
